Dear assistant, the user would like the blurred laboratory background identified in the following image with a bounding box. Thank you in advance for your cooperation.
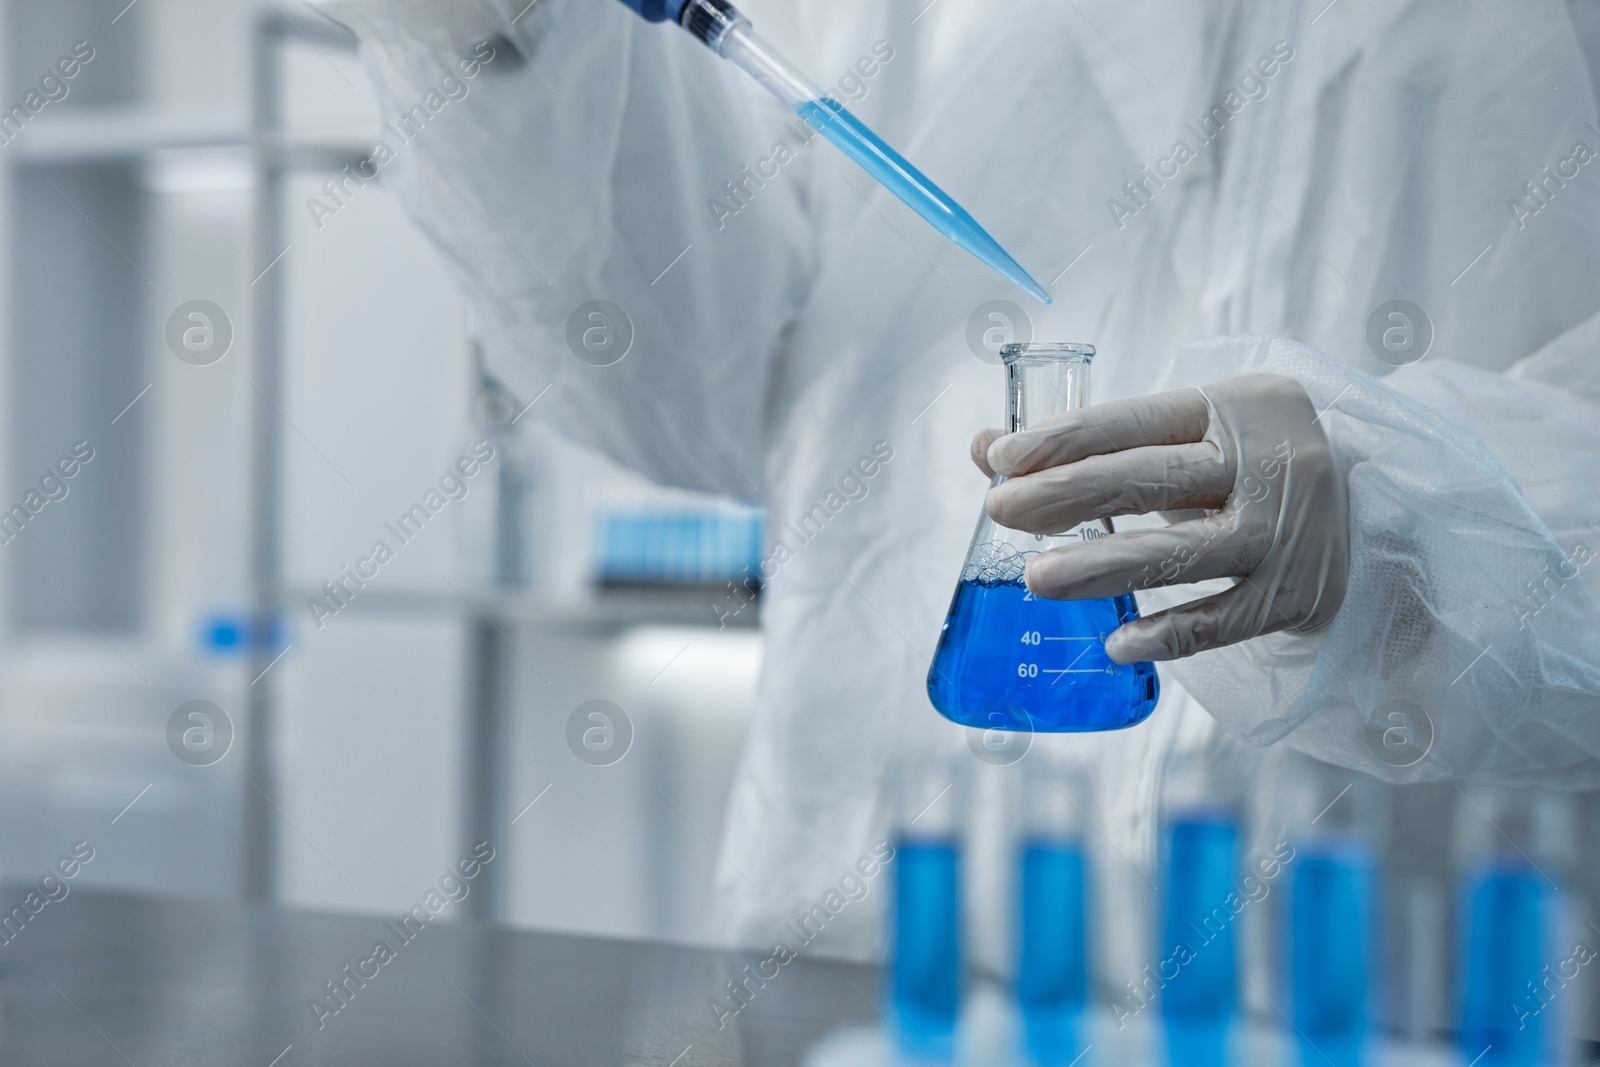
[0,0,763,948]
[3,0,1600,1054]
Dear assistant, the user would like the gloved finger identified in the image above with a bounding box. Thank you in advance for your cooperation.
[986,442,1231,533]
[988,388,1210,477]
[1104,580,1285,663]
[971,428,1003,478]
[1024,520,1266,600]
[1156,508,1214,524]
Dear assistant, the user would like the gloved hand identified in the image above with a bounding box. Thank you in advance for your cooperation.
[971,374,1350,664]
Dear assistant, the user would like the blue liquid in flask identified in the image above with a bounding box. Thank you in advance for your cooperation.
[928,576,1157,732]
[1460,863,1551,1067]
[796,99,1051,304]
[1290,843,1372,1067]
[1161,816,1238,1066]
[1017,840,1088,1066]
[930,345,1158,734]
[890,839,961,1054]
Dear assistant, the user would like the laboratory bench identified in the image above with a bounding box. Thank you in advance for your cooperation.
[0,887,876,1066]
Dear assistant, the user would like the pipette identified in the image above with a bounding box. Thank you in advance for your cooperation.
[614,0,1052,304]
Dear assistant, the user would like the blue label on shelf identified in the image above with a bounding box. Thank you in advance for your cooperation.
[199,612,290,656]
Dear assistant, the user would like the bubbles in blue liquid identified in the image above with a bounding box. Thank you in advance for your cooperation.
[928,578,1157,732]
[1290,844,1372,1067]
[795,99,1052,304]
[1161,817,1239,1024]
[1018,841,1088,1066]
[890,840,961,1054]
[1461,863,1551,1067]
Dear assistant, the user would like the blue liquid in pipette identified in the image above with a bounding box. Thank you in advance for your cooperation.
[891,839,960,1056]
[1018,841,1088,1066]
[1290,843,1372,1067]
[1161,816,1238,1067]
[1460,863,1551,1067]
[796,99,1052,305]
[928,579,1157,733]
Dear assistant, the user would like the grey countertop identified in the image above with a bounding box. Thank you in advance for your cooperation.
[0,888,879,1066]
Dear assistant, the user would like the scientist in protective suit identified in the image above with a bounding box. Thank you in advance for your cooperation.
[320,0,1600,970]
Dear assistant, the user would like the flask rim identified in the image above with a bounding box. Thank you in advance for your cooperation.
[1001,342,1095,365]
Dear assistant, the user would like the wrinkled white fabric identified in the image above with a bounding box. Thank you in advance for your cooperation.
[1148,334,1600,786]
[318,0,1600,980]
[979,374,1350,663]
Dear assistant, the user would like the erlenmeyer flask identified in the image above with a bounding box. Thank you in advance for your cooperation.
[928,343,1158,732]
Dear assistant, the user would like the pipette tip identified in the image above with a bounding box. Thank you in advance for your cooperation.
[978,240,1052,305]
[1009,269,1053,306]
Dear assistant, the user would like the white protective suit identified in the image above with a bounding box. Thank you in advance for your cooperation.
[322,0,1600,973]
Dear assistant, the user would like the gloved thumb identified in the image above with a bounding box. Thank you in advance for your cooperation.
[970,428,1003,478]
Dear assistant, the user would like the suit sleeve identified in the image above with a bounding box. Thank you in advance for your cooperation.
[316,0,816,499]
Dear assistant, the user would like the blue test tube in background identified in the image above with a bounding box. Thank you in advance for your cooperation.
[1160,812,1239,1067]
[889,758,961,1058]
[1016,761,1089,1066]
[1290,841,1373,1067]
[1455,786,1568,1067]
[1281,757,1378,1067]
[1460,862,1550,1067]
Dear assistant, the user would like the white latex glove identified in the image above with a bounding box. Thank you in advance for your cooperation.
[972,374,1350,664]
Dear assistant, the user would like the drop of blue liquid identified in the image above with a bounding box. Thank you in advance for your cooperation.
[927,578,1157,732]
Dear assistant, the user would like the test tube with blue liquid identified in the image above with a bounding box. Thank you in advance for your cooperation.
[612,0,1052,303]
[889,757,962,1059]
[1016,760,1090,1066]
[1455,787,1569,1067]
[927,344,1159,734]
[1282,758,1377,1067]
[1158,751,1243,1067]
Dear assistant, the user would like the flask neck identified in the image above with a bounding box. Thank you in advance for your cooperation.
[1005,352,1092,433]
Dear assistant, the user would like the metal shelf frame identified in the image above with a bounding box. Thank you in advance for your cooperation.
[242,7,536,922]
[243,6,756,921]
[245,6,375,904]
